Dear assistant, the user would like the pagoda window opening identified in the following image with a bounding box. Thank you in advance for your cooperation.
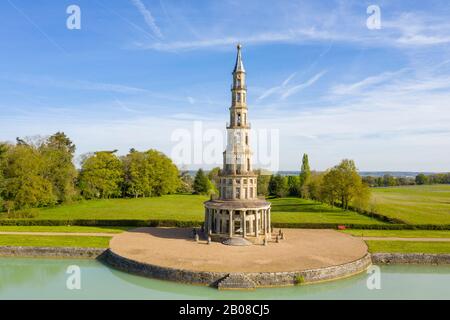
[237,113,241,126]
[247,158,250,171]
[245,134,248,145]
[237,92,241,102]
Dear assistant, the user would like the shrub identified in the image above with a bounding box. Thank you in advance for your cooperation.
[295,275,305,285]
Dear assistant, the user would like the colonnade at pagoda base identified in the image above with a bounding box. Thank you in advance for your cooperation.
[203,200,272,245]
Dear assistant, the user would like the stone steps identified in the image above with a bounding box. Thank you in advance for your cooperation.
[217,273,256,290]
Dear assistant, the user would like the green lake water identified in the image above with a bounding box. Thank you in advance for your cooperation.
[0,257,449,299]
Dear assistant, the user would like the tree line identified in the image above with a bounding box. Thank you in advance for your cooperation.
[257,155,370,210]
[362,172,450,187]
[184,154,371,211]
[0,132,180,213]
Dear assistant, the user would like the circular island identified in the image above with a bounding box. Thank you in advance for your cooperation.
[100,227,371,290]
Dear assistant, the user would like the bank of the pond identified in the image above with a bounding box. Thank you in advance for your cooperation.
[0,246,106,258]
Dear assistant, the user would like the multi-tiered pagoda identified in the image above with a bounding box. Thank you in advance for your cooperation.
[204,44,271,245]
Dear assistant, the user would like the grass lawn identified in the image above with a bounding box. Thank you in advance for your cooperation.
[16,194,209,221]
[341,229,450,238]
[0,235,111,248]
[0,226,128,233]
[371,185,450,225]
[270,197,384,225]
[6,195,383,225]
[366,240,450,254]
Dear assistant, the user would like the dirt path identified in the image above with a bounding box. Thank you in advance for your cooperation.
[362,236,450,242]
[0,231,112,237]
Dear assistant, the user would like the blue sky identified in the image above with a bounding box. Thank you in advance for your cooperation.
[0,0,449,171]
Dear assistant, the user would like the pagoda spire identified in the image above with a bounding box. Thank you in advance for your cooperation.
[233,43,245,73]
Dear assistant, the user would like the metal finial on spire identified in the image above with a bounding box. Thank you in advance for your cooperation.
[233,43,245,73]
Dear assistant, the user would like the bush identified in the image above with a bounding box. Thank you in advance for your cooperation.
[295,275,305,285]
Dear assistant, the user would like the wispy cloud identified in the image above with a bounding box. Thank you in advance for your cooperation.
[0,74,149,94]
[281,70,327,99]
[257,71,326,101]
[132,4,450,52]
[130,0,163,39]
[331,69,409,96]
[258,72,297,100]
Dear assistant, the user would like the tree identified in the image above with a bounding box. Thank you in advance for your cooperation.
[1,144,56,209]
[122,150,151,198]
[178,170,194,193]
[255,169,270,196]
[352,182,371,212]
[145,149,180,196]
[287,175,300,196]
[268,174,288,197]
[415,173,428,185]
[39,132,78,203]
[307,171,324,202]
[383,174,397,187]
[207,167,221,189]
[193,169,213,195]
[0,143,9,211]
[299,153,311,197]
[78,151,124,199]
[321,159,368,210]
[122,149,180,197]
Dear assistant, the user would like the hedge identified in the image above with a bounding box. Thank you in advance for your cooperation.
[346,205,407,224]
[0,219,203,228]
[1,219,450,230]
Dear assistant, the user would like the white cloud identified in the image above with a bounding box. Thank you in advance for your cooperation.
[280,70,327,99]
[257,72,297,100]
[130,0,163,39]
[331,69,409,96]
[187,96,195,104]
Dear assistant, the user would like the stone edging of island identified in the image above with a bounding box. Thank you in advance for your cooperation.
[98,249,372,288]
[371,253,450,264]
[0,246,106,259]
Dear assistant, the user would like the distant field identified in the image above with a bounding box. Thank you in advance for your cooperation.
[3,195,381,225]
[270,197,383,225]
[366,240,450,254]
[341,229,450,238]
[371,185,450,224]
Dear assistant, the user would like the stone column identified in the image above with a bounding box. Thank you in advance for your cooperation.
[242,210,247,237]
[215,210,220,233]
[263,209,267,234]
[207,209,212,233]
[255,210,259,236]
[229,210,233,238]
[267,208,271,235]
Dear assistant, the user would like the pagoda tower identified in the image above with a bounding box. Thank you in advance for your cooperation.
[204,44,271,245]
